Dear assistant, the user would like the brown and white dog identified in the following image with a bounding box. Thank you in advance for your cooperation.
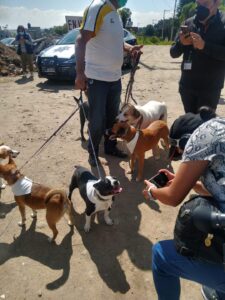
[110,121,169,181]
[0,145,20,198]
[0,153,74,242]
[116,101,167,129]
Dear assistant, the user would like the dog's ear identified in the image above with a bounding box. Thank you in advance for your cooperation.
[133,108,141,118]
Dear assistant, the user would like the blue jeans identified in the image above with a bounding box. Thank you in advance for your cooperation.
[152,240,225,300]
[87,78,121,156]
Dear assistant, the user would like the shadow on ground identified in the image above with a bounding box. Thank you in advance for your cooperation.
[0,218,74,290]
[70,145,172,294]
[36,79,74,93]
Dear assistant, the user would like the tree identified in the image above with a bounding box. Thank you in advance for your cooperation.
[179,2,196,23]
[144,24,155,36]
[177,0,195,16]
[118,8,132,28]
[52,24,68,35]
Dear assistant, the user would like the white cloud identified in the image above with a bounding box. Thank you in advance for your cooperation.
[0,6,174,29]
[0,6,83,29]
[132,10,173,27]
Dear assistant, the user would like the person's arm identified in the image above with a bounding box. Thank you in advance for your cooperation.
[190,31,225,61]
[170,26,193,58]
[24,33,33,45]
[123,42,143,56]
[75,30,94,91]
[193,181,212,196]
[144,160,209,207]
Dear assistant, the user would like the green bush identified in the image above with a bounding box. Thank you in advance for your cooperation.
[137,35,172,45]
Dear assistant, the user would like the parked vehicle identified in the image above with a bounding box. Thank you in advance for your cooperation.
[0,37,17,50]
[36,28,137,81]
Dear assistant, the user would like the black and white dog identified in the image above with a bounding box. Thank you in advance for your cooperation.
[68,166,122,232]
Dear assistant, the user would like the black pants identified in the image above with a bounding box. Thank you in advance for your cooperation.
[179,87,221,114]
[87,78,121,156]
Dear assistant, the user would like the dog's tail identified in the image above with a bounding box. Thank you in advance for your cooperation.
[45,189,67,205]
[159,102,168,123]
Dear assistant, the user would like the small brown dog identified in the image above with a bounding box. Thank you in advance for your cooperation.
[111,120,169,181]
[0,145,20,199]
[0,154,74,242]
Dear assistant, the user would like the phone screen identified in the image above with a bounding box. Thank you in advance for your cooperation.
[149,172,169,188]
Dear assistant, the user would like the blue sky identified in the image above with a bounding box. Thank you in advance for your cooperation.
[0,0,175,29]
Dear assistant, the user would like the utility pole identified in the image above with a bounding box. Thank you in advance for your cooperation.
[161,9,170,40]
[170,0,178,41]
[152,19,157,26]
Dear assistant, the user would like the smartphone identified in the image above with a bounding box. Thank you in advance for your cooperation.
[148,172,169,188]
[180,25,189,35]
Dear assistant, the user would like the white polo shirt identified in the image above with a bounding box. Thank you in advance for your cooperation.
[81,0,124,82]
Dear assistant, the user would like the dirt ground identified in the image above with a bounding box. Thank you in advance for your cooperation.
[0,45,225,300]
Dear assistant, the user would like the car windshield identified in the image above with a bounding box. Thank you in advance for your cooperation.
[0,38,15,45]
[57,29,80,45]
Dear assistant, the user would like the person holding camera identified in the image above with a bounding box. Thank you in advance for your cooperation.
[170,0,225,114]
[15,25,34,78]
[143,107,225,299]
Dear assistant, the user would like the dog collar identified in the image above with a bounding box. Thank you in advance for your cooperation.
[126,131,140,154]
[136,115,143,129]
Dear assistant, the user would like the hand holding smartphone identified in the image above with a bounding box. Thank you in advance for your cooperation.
[180,25,190,36]
[148,172,169,188]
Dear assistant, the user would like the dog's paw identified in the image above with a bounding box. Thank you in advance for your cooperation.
[48,237,56,243]
[18,220,26,227]
[84,224,90,233]
[105,217,113,226]
[31,211,37,218]
[68,220,74,226]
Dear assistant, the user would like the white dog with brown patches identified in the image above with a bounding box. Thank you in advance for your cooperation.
[116,101,167,129]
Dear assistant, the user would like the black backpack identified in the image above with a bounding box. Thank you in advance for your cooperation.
[174,195,225,264]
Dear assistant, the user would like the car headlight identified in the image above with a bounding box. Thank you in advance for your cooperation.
[64,56,76,64]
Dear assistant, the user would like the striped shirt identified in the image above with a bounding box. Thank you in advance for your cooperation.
[81,0,124,82]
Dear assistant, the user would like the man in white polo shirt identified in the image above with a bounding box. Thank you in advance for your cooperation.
[75,0,143,167]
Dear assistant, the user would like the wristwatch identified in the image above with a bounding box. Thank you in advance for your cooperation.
[147,185,156,201]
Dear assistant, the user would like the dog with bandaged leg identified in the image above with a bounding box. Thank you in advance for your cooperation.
[116,101,167,129]
[68,166,122,232]
[110,120,169,182]
[0,152,74,242]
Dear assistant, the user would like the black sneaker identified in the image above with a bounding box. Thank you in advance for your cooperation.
[201,286,219,300]
[88,154,100,167]
[105,147,128,158]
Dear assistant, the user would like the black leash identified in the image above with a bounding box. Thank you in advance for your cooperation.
[124,52,141,106]
[19,96,80,171]
[74,91,103,180]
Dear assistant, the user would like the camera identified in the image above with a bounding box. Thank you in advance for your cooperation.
[193,206,225,232]
[148,172,169,188]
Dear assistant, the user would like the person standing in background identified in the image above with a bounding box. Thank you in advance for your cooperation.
[16,25,34,79]
[170,0,225,114]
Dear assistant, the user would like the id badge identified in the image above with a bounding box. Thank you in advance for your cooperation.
[184,62,192,70]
